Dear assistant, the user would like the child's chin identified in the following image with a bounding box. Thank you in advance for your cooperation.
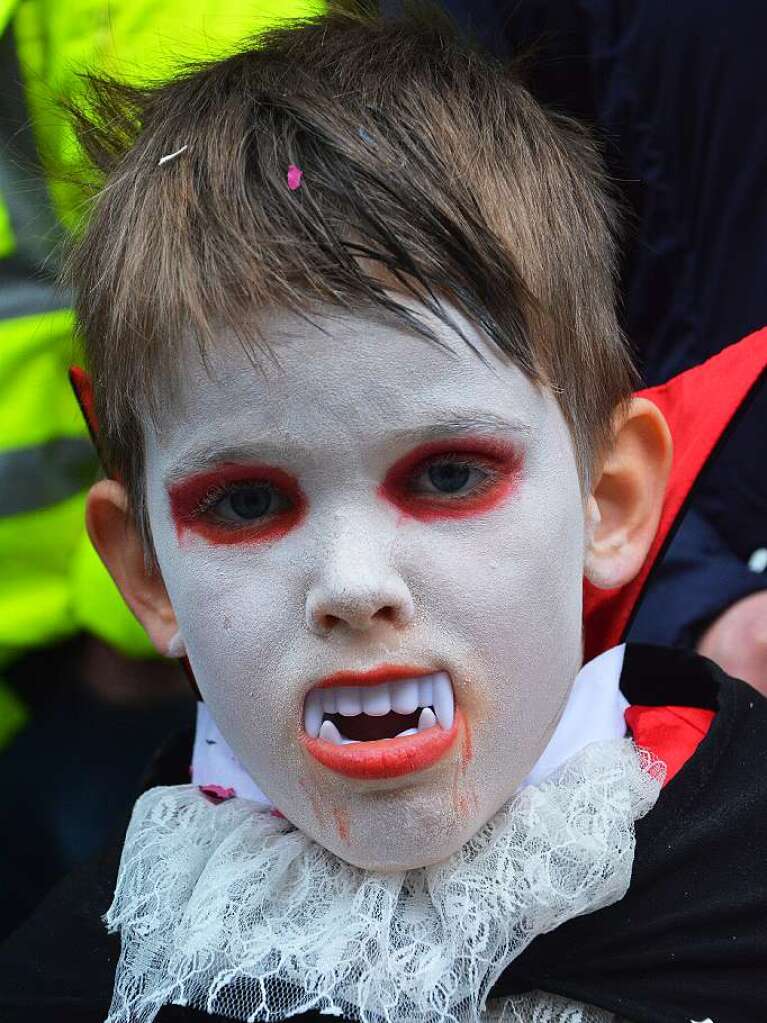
[314,812,487,872]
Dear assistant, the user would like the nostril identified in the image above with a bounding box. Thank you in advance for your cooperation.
[322,607,396,629]
[306,585,416,635]
[373,605,399,624]
[316,606,399,632]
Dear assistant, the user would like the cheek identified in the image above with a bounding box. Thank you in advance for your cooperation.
[408,487,584,627]
[187,563,286,653]
[146,479,310,721]
[402,478,585,716]
[489,492,585,721]
[491,484,586,632]
[152,519,299,689]
[167,552,304,778]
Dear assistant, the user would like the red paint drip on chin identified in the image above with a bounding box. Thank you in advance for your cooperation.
[333,806,350,842]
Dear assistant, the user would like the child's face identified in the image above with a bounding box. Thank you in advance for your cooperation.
[143,301,587,869]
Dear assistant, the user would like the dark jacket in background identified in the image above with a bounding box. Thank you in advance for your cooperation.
[445,0,767,645]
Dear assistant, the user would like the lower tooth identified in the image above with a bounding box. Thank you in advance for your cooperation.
[319,714,436,747]
[417,707,437,731]
[319,719,360,745]
[394,709,437,738]
[319,720,343,744]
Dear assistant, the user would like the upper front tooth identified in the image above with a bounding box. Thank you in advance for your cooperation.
[432,671,454,730]
[362,684,392,716]
[304,691,323,738]
[391,679,420,715]
[321,689,337,714]
[336,687,362,716]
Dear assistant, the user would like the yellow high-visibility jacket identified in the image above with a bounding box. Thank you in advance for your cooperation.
[0,0,321,702]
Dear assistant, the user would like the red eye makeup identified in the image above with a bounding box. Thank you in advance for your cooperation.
[378,437,523,522]
[168,464,307,545]
[167,436,521,546]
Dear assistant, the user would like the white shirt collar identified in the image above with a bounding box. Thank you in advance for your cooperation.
[522,644,628,787]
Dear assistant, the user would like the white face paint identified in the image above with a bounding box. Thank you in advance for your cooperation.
[143,302,588,870]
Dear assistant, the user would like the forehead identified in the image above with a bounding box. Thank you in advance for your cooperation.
[145,300,561,467]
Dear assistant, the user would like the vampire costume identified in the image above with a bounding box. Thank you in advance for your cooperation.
[1,329,766,1023]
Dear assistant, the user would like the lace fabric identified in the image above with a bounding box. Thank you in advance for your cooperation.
[485,991,629,1022]
[105,739,663,1023]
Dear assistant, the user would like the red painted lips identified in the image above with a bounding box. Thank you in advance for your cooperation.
[301,707,462,779]
[301,664,460,779]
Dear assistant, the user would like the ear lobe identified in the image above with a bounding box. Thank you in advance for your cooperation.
[585,397,673,590]
[86,479,179,655]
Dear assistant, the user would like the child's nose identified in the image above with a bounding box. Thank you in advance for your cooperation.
[304,523,415,637]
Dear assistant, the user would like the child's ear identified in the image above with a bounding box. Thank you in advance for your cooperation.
[86,479,179,655]
[584,397,673,590]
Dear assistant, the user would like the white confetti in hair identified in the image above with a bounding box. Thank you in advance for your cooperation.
[158,144,188,166]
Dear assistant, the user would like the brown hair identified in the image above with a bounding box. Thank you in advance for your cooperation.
[66,1,636,539]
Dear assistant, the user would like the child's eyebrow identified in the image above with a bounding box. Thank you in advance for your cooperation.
[386,410,532,445]
[162,410,531,487]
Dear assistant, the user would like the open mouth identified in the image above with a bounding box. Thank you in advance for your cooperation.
[301,669,460,779]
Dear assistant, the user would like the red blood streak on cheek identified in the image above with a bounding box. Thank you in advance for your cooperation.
[451,714,474,819]
[449,716,468,818]
[168,463,306,545]
[451,766,469,819]
[377,437,522,522]
[460,717,473,773]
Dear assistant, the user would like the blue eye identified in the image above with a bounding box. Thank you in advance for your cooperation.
[213,485,278,522]
[415,459,490,497]
[427,463,472,493]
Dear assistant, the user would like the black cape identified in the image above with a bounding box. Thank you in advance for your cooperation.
[1,643,766,1023]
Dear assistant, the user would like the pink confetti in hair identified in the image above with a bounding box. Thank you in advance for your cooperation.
[199,784,236,804]
[287,164,303,190]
